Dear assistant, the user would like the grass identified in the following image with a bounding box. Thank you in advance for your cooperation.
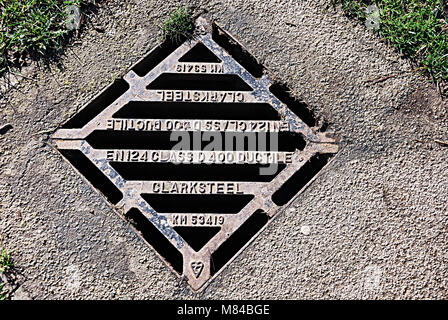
[0,248,13,274]
[332,0,448,86]
[0,248,13,300]
[160,7,194,44]
[0,282,6,300]
[2,0,446,89]
[0,0,96,75]
[0,2,191,77]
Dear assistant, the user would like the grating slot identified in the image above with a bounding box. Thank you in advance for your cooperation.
[113,102,280,120]
[62,79,129,129]
[59,149,123,204]
[269,83,316,128]
[272,153,332,206]
[174,226,221,252]
[126,208,183,274]
[87,131,180,150]
[141,194,254,214]
[146,74,253,91]
[52,17,338,291]
[0,124,12,135]
[178,42,222,63]
[86,131,305,151]
[212,24,264,78]
[132,41,185,77]
[210,209,269,275]
[110,162,285,182]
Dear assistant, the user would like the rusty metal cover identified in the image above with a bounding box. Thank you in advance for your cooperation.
[51,17,338,291]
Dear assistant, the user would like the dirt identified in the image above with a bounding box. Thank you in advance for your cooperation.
[0,0,447,299]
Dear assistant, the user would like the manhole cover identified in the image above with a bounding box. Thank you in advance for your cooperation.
[52,17,338,291]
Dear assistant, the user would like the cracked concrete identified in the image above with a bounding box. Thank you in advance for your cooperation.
[0,0,447,299]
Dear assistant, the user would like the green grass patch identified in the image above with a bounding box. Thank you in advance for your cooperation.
[333,0,448,84]
[0,248,13,274]
[0,282,7,300]
[0,0,97,75]
[0,248,13,301]
[160,7,194,44]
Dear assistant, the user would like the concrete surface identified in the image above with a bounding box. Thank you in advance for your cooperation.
[0,0,447,299]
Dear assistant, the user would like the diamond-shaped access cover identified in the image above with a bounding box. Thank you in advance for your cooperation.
[52,17,338,291]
